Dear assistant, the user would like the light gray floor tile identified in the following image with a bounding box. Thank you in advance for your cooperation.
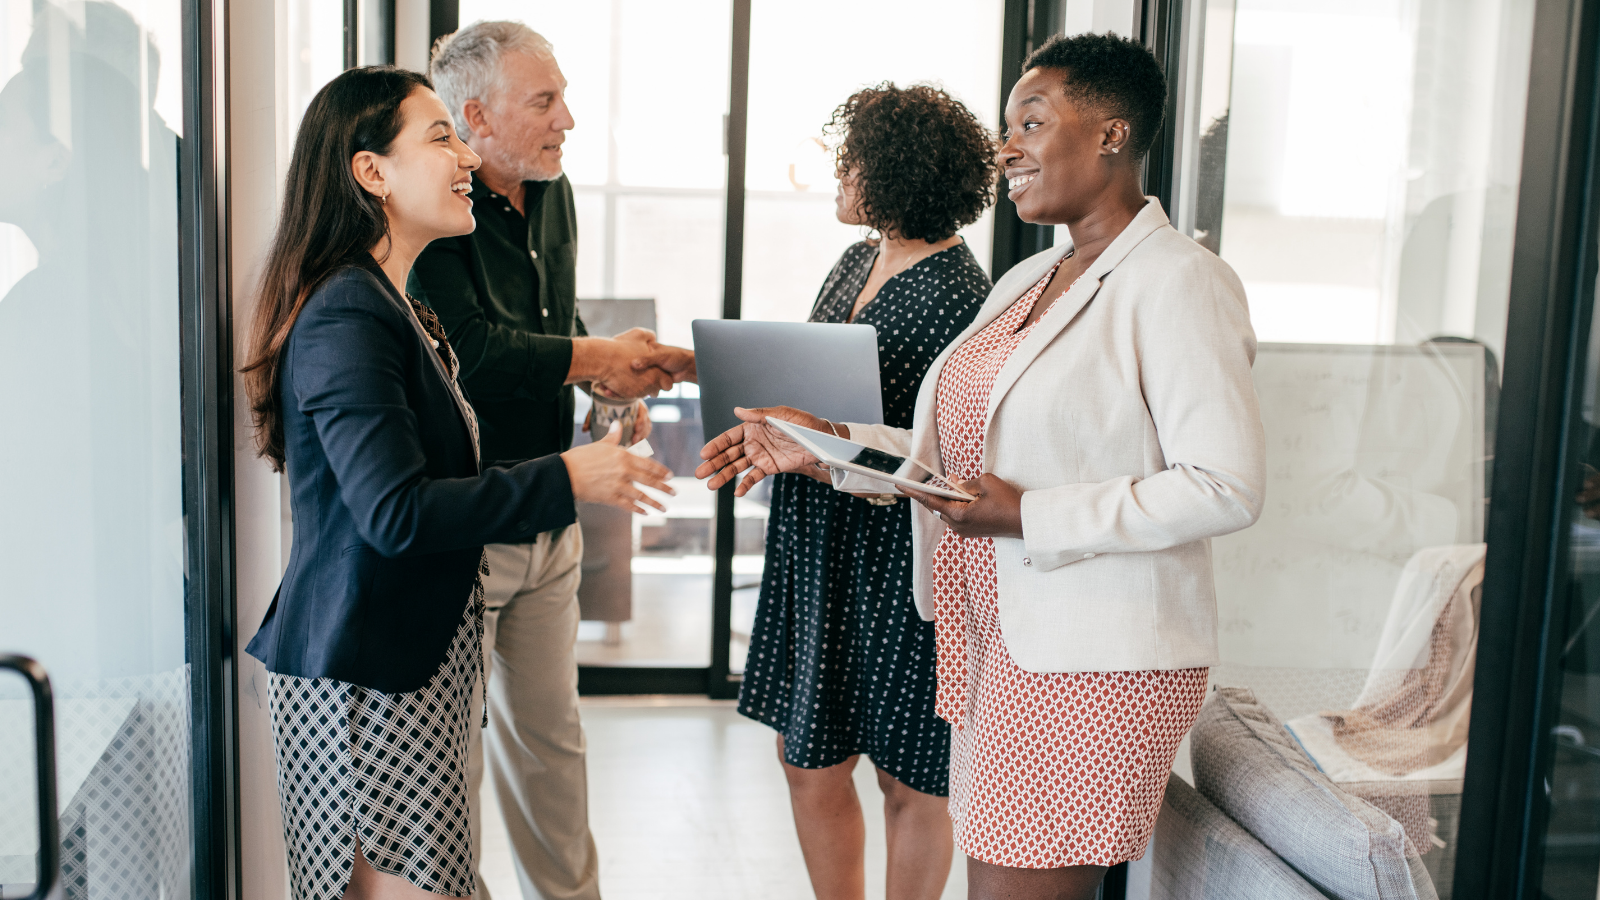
[478,699,966,899]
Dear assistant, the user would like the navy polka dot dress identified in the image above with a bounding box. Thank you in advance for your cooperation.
[737,240,990,795]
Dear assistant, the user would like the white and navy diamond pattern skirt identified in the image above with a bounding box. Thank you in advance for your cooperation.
[268,601,480,900]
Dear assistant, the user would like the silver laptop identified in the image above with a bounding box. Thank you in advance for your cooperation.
[692,319,884,445]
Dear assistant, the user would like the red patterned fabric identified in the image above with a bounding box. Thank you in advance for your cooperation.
[932,260,1209,868]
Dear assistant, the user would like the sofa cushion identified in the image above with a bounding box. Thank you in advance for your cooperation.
[1191,687,1437,900]
[1151,774,1326,899]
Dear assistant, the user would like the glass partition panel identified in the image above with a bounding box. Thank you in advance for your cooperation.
[459,0,732,668]
[0,2,191,897]
[731,0,1005,675]
[1160,1,1536,897]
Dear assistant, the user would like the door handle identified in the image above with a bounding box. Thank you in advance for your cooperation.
[0,655,57,900]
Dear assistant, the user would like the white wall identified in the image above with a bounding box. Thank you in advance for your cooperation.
[229,0,291,897]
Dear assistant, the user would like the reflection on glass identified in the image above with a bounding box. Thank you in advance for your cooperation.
[0,2,189,897]
[1205,0,1529,352]
[1170,0,1535,897]
[460,0,732,667]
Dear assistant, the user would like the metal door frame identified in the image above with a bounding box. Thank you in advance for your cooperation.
[1455,0,1600,894]
[179,0,238,896]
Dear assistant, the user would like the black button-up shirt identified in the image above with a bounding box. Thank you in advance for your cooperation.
[408,173,585,463]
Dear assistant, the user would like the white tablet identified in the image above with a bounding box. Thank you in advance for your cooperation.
[768,418,974,501]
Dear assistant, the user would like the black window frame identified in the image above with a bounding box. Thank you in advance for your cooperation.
[175,0,1600,895]
[179,0,237,897]
[1456,0,1600,895]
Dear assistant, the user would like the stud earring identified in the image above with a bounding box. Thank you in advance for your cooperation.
[1111,147,1121,154]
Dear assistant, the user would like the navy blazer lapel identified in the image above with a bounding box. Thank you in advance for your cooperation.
[365,265,483,470]
[983,199,1173,430]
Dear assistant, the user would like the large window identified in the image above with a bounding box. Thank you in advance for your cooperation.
[458,0,734,670]
[452,2,1008,679]
[0,1,191,897]
[729,1,1005,673]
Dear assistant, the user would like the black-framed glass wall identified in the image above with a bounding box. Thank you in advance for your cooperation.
[1456,0,1600,896]
[216,0,1600,895]
[0,0,233,897]
[1118,0,1537,897]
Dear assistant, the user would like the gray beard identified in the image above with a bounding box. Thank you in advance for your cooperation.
[517,160,563,183]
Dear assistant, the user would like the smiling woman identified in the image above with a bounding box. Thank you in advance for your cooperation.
[236,66,674,900]
[696,33,1265,900]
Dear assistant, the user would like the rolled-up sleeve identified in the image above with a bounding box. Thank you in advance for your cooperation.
[1018,257,1265,571]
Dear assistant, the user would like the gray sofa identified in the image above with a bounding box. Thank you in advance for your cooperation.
[1149,687,1445,900]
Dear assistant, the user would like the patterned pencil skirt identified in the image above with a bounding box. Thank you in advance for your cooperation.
[268,603,481,900]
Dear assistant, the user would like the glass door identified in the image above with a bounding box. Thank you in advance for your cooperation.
[732,0,1006,676]
[1143,1,1537,897]
[457,0,733,686]
[0,0,195,897]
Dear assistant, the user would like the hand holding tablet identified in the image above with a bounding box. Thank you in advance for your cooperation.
[765,419,974,501]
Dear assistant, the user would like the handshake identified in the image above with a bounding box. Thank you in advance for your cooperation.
[572,327,696,401]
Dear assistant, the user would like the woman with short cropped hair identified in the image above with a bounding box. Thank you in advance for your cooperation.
[701,35,1265,900]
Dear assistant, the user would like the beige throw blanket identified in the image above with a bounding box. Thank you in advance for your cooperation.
[1320,544,1486,777]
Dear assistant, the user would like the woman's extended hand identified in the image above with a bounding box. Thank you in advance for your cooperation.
[561,423,675,514]
[695,406,829,496]
[902,474,1025,539]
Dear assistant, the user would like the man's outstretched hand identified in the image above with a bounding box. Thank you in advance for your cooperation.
[577,328,675,400]
[631,342,696,384]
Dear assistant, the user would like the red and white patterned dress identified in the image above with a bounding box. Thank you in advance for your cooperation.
[933,260,1208,869]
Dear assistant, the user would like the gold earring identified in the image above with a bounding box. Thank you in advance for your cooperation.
[381,191,389,205]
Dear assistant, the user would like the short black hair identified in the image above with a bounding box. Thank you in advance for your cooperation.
[1023,32,1167,160]
[825,82,997,242]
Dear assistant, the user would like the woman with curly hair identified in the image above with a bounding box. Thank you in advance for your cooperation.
[725,83,995,900]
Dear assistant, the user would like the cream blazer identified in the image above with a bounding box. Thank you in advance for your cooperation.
[833,199,1265,673]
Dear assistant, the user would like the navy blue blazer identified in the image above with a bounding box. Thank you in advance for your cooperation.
[245,258,576,693]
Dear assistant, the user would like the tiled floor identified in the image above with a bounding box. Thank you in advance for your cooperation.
[477,697,968,900]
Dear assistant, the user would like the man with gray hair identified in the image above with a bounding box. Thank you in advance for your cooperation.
[409,20,694,900]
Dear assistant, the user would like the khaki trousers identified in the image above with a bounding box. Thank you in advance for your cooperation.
[468,526,601,900]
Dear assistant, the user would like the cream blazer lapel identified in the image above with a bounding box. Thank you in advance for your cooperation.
[982,199,1171,434]
[900,241,1075,478]
[897,198,1172,477]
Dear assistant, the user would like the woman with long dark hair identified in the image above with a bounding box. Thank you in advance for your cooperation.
[240,67,671,900]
